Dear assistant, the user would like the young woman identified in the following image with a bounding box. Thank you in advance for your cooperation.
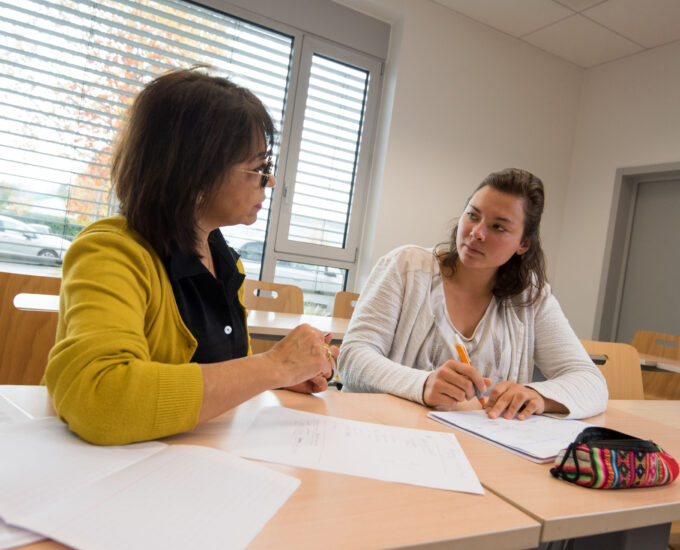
[338,168,607,420]
[45,69,337,445]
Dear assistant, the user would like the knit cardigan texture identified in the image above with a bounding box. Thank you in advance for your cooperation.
[45,216,249,445]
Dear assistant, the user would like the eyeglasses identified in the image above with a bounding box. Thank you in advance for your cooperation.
[240,159,274,188]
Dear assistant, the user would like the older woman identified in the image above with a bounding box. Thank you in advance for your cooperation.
[338,168,607,420]
[46,68,336,445]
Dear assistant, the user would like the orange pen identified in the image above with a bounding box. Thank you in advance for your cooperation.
[455,343,487,407]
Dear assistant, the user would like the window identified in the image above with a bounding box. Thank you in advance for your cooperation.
[264,39,381,314]
[0,0,291,268]
[0,0,383,314]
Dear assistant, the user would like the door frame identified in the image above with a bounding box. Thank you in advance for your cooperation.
[595,161,680,341]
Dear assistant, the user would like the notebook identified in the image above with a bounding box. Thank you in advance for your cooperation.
[428,410,591,463]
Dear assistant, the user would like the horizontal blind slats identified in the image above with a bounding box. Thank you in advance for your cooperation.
[0,0,292,266]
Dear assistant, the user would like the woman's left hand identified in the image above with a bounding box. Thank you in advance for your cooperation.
[484,381,545,420]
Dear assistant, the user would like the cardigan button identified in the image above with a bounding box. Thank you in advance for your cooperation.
[224,325,232,335]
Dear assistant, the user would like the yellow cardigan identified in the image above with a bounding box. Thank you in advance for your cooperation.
[45,216,250,445]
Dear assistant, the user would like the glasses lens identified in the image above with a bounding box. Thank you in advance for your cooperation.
[261,160,272,188]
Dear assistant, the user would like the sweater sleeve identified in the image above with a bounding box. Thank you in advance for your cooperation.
[45,225,203,445]
[337,250,431,403]
[525,288,609,419]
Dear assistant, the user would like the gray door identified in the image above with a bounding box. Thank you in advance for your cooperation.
[615,179,680,343]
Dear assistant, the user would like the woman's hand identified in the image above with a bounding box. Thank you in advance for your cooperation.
[285,375,329,394]
[267,324,338,393]
[423,359,492,409]
[484,382,545,420]
[484,382,569,419]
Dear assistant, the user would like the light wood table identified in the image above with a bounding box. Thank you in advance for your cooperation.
[246,309,348,344]
[11,292,349,344]
[1,386,540,550]
[639,353,680,400]
[321,395,680,548]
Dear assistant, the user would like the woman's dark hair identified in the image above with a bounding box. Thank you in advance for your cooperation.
[112,67,275,257]
[439,168,547,305]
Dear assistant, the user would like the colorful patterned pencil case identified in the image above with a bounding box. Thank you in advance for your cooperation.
[550,426,679,489]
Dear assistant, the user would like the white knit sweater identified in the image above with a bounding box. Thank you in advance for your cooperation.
[338,245,608,419]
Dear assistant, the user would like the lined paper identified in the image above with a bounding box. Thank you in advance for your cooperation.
[429,410,590,463]
[232,406,483,494]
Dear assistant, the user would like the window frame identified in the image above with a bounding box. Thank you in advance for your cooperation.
[0,0,386,298]
[261,36,383,291]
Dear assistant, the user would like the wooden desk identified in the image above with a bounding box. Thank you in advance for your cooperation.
[11,293,349,343]
[318,395,680,547]
[246,310,348,343]
[472,405,680,544]
[8,386,679,549]
[608,399,680,429]
[639,353,680,400]
[1,386,540,550]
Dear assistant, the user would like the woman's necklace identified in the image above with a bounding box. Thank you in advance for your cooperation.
[201,245,215,276]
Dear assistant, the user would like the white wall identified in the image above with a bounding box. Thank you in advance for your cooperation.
[349,0,583,290]
[553,41,680,338]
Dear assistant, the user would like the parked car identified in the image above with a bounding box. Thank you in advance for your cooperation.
[0,214,71,263]
[237,240,264,263]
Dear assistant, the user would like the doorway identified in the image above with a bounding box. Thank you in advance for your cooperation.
[596,162,680,343]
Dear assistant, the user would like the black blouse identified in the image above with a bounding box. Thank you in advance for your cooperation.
[164,230,248,363]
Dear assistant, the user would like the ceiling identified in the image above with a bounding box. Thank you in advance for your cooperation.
[431,0,680,68]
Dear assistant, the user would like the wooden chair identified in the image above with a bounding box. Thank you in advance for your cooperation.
[631,331,680,400]
[332,291,359,319]
[580,339,645,399]
[242,279,303,354]
[632,330,680,361]
[0,272,61,385]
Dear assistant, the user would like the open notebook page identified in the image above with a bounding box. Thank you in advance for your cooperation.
[429,410,590,463]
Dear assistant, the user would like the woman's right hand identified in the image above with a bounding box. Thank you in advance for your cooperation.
[422,359,492,409]
[265,324,336,389]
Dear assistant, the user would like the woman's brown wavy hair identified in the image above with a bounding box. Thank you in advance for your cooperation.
[438,168,547,306]
[112,67,275,257]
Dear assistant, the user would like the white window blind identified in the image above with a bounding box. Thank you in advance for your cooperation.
[287,54,368,248]
[0,0,292,266]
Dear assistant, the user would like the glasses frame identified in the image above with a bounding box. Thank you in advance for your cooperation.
[240,159,273,188]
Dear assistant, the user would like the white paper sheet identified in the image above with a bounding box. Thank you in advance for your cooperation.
[0,395,44,550]
[0,418,165,521]
[232,406,484,494]
[17,445,300,550]
[0,395,31,425]
[428,410,590,463]
[0,519,43,550]
[0,418,300,550]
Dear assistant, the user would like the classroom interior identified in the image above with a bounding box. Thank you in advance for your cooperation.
[3,0,680,343]
[3,2,680,549]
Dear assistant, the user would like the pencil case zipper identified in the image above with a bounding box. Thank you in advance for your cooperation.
[586,439,657,452]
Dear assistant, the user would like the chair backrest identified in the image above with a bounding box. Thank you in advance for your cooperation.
[332,291,359,319]
[632,330,680,361]
[242,279,303,314]
[580,339,645,399]
[0,272,61,384]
